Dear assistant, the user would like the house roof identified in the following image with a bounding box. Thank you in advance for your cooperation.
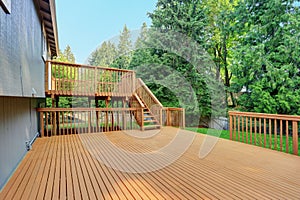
[35,0,59,57]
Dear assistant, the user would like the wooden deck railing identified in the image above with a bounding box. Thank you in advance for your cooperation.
[37,108,141,137]
[135,78,164,125]
[45,61,135,97]
[162,107,185,129]
[229,111,300,155]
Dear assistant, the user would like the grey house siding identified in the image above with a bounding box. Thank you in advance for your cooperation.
[0,0,51,191]
[0,96,42,190]
[0,0,45,98]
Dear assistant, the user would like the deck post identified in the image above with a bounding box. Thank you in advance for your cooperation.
[105,97,110,131]
[141,108,144,131]
[95,98,99,132]
[182,108,185,129]
[160,109,163,127]
[229,114,233,140]
[167,109,171,126]
[122,99,126,130]
[88,97,92,133]
[111,99,115,131]
[40,111,44,137]
[51,97,56,136]
[292,121,298,155]
[56,96,59,136]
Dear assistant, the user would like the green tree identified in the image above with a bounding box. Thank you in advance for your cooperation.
[202,0,239,107]
[231,0,300,114]
[88,41,117,67]
[46,45,76,108]
[55,45,75,63]
[112,25,133,69]
[135,22,148,48]
[129,1,227,125]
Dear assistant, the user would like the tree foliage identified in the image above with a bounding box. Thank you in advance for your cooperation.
[231,0,300,115]
[86,0,300,119]
[89,42,117,67]
[46,45,84,108]
[128,0,228,126]
[112,25,133,69]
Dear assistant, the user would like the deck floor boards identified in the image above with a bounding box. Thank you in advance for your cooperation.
[1,127,300,200]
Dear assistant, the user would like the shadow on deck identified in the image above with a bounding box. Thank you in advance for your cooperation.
[1,127,300,199]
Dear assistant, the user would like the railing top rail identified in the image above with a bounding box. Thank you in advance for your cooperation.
[137,78,163,108]
[47,60,135,73]
[37,107,139,112]
[229,111,300,121]
[163,107,184,111]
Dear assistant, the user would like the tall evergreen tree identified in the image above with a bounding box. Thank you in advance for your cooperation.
[89,41,117,67]
[130,0,227,125]
[135,22,148,48]
[231,0,300,114]
[112,25,133,69]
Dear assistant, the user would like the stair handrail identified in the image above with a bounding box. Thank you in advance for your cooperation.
[136,78,163,108]
[135,78,163,125]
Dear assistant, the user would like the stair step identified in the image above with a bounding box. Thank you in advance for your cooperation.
[143,125,161,130]
[144,120,157,123]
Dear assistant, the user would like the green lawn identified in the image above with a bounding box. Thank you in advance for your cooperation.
[186,127,300,156]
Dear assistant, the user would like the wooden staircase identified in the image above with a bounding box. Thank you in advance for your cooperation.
[129,79,164,130]
[138,96,161,131]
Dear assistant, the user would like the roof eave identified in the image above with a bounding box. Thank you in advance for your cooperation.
[36,0,59,57]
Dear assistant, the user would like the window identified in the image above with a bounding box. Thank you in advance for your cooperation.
[0,0,11,14]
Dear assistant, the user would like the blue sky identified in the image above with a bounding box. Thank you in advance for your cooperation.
[56,0,157,64]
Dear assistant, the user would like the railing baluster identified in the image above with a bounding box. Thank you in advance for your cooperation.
[269,118,272,149]
[233,115,236,140]
[259,118,262,146]
[245,117,248,144]
[292,121,298,155]
[241,116,244,142]
[253,117,256,145]
[280,119,283,151]
[250,117,253,144]
[264,118,267,148]
[274,119,277,150]
[286,120,289,153]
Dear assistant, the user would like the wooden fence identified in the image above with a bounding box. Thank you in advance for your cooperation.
[45,61,135,97]
[229,111,299,155]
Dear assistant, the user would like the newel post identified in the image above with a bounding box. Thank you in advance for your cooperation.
[141,108,144,131]
[182,108,185,129]
[40,111,44,137]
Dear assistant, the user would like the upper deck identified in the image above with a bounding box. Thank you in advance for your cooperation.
[45,61,136,97]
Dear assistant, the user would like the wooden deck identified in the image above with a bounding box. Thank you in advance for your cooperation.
[1,127,300,199]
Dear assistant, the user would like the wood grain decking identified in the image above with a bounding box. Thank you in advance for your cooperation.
[1,127,300,199]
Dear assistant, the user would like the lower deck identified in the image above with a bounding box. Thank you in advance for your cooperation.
[1,127,300,199]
